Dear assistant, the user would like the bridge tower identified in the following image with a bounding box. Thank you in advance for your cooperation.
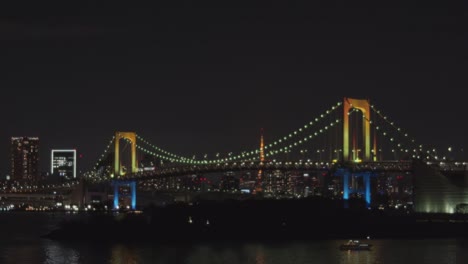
[343,97,371,162]
[341,98,374,207]
[113,132,138,210]
[114,132,138,176]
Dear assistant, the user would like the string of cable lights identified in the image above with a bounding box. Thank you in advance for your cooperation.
[134,101,343,164]
[93,136,116,170]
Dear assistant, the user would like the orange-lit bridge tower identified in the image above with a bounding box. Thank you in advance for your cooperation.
[113,131,138,210]
[340,97,376,207]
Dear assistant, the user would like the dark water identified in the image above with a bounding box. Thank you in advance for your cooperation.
[0,212,467,264]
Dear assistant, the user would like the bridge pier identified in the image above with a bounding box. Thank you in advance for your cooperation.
[335,168,373,208]
[131,181,136,210]
[114,183,119,210]
[364,172,371,207]
[112,180,137,210]
[342,170,350,200]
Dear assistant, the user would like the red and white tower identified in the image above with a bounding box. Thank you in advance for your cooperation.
[255,128,265,193]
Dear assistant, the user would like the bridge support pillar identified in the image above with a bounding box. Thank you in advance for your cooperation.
[364,172,371,207]
[335,168,350,208]
[343,171,350,200]
[131,181,136,210]
[112,180,137,210]
[335,168,373,208]
[114,182,119,210]
[342,171,350,209]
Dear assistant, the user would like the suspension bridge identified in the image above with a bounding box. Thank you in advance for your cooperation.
[3,97,467,213]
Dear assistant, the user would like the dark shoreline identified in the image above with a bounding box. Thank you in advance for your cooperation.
[42,198,468,243]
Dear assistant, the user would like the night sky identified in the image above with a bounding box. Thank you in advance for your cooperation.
[0,1,466,176]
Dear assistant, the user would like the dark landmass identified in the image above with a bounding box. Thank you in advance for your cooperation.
[43,197,468,243]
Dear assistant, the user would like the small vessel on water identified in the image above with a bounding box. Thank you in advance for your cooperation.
[340,240,372,250]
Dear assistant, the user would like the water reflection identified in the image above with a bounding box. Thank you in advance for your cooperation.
[109,244,139,264]
[2,213,467,263]
[0,244,45,264]
[38,239,467,264]
[44,241,80,264]
[343,249,372,264]
[254,245,265,264]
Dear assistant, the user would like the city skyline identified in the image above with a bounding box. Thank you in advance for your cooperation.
[1,2,466,176]
[0,2,467,263]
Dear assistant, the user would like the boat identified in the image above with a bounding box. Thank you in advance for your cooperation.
[339,240,372,250]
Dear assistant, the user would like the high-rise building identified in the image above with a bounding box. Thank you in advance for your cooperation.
[51,149,77,178]
[11,137,40,181]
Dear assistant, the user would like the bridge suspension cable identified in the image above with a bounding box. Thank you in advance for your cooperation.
[204,101,343,162]
[370,104,417,147]
[221,101,342,161]
[370,104,441,159]
[135,144,194,164]
[359,105,437,161]
[133,101,343,164]
[133,117,341,166]
[93,135,116,171]
[136,134,196,163]
[264,118,342,160]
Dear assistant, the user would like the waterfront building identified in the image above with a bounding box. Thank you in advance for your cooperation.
[51,149,77,178]
[413,160,468,214]
[10,137,39,181]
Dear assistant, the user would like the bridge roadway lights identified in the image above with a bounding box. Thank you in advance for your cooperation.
[335,168,372,208]
[113,180,137,210]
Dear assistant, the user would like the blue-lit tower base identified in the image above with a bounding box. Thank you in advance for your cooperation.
[364,172,371,207]
[335,168,372,208]
[112,180,137,210]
